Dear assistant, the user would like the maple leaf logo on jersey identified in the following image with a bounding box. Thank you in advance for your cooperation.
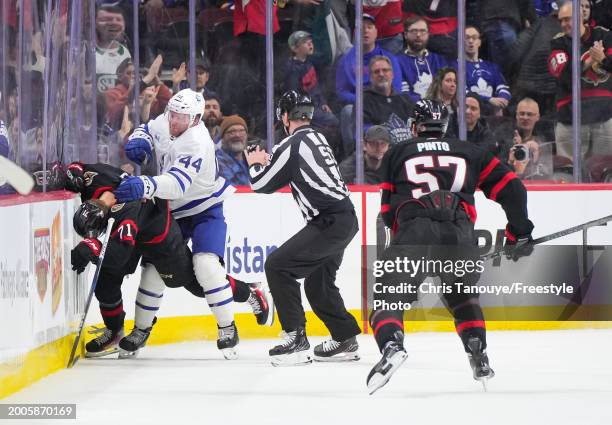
[83,171,99,187]
[470,77,493,98]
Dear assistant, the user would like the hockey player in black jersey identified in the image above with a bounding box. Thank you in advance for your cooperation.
[367,100,534,394]
[245,91,361,366]
[66,162,272,358]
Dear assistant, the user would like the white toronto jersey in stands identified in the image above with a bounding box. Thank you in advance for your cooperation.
[145,114,234,219]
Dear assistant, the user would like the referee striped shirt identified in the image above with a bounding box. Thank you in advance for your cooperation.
[249,126,352,220]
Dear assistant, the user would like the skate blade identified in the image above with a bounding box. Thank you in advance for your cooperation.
[118,348,140,359]
[475,370,495,392]
[259,286,275,327]
[84,347,119,358]
[221,347,238,360]
[270,351,312,367]
[367,351,408,395]
[314,352,360,362]
[265,293,275,327]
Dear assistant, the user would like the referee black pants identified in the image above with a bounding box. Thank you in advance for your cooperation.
[265,209,361,342]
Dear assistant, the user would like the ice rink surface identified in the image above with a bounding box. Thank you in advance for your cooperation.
[4,329,612,425]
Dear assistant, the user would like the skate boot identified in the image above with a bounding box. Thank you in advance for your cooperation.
[466,337,495,391]
[314,336,360,362]
[118,317,157,359]
[217,321,239,360]
[85,327,124,358]
[269,327,312,366]
[366,332,408,395]
[247,283,274,326]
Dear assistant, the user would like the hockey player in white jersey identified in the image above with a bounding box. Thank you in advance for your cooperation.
[114,89,270,359]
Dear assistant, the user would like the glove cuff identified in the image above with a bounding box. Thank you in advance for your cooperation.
[83,238,101,256]
[140,176,157,199]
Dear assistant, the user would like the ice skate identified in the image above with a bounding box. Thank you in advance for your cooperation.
[247,282,274,326]
[118,317,157,359]
[217,321,239,360]
[314,336,360,362]
[366,336,408,395]
[269,327,312,366]
[85,326,124,358]
[466,337,495,391]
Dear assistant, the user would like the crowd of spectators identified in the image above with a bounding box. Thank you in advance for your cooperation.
[1,0,612,191]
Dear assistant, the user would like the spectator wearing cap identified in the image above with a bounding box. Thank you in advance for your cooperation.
[174,57,215,97]
[465,92,498,154]
[339,125,390,184]
[396,16,451,103]
[336,14,402,152]
[204,93,224,149]
[284,30,339,133]
[362,55,415,146]
[215,115,250,186]
[335,14,402,106]
[363,0,405,54]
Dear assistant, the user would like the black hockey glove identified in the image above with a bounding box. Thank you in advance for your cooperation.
[71,238,102,274]
[504,234,534,262]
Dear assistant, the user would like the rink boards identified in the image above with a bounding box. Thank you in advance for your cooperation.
[1,185,612,397]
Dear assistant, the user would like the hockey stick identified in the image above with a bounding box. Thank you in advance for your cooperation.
[482,214,612,261]
[0,156,34,195]
[67,217,116,368]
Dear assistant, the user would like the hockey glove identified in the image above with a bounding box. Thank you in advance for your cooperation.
[504,228,534,262]
[114,175,157,203]
[71,238,101,274]
[64,162,86,193]
[125,125,153,165]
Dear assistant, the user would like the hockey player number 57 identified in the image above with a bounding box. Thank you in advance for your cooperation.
[404,155,467,198]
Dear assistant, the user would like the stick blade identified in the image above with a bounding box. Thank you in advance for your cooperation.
[0,156,35,195]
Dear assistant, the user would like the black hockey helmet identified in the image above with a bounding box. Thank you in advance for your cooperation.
[65,162,127,202]
[73,200,109,239]
[412,99,450,137]
[276,90,315,122]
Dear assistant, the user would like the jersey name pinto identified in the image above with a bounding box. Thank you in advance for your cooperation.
[146,114,234,219]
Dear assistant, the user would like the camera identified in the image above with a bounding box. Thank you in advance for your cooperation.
[513,144,531,162]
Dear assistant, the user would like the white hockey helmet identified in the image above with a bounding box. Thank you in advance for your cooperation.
[166,89,205,126]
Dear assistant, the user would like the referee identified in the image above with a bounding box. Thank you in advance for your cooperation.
[245,90,361,366]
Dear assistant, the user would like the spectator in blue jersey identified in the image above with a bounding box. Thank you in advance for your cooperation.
[335,14,402,106]
[215,115,250,186]
[396,16,450,103]
[335,13,402,154]
[462,26,511,116]
[0,119,16,194]
[284,30,338,132]
[533,0,558,17]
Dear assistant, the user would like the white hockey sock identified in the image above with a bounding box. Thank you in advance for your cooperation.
[193,253,235,327]
[135,264,165,330]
